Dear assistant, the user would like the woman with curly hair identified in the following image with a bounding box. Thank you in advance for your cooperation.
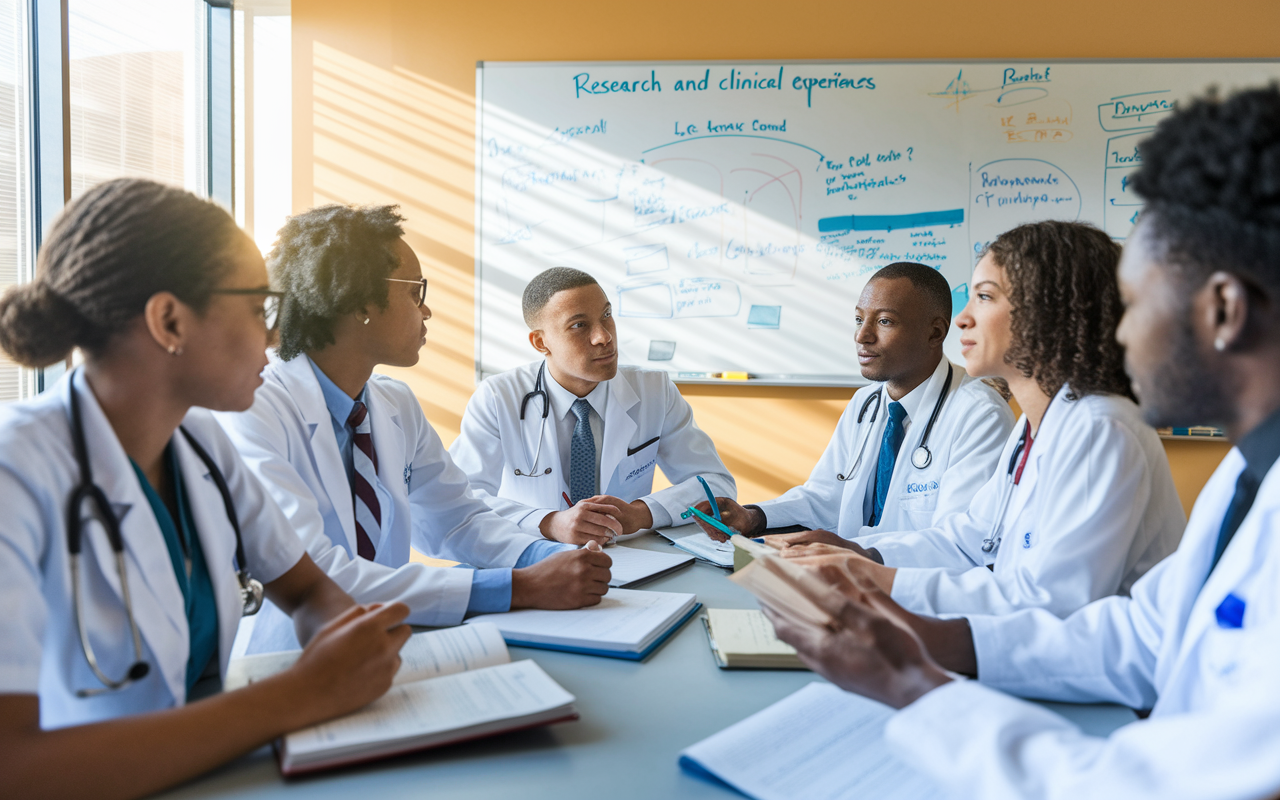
[214,204,611,654]
[772,219,1186,619]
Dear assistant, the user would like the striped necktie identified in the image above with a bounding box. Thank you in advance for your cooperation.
[347,400,380,560]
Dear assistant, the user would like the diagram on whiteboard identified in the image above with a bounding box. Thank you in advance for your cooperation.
[477,60,1279,384]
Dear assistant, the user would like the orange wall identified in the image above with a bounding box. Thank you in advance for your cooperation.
[290,0,1270,511]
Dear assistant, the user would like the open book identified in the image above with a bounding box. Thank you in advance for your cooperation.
[464,588,700,660]
[224,623,577,776]
[702,609,805,670]
[680,682,941,799]
[726,537,847,628]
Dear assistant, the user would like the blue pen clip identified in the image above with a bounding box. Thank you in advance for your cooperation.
[696,475,721,522]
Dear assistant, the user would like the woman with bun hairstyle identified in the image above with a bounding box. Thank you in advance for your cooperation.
[0,178,410,799]
[770,220,1187,619]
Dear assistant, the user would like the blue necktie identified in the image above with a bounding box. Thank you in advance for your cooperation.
[569,398,596,504]
[870,401,907,526]
[1205,468,1259,582]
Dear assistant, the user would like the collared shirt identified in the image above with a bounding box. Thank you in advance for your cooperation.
[307,357,550,613]
[1235,407,1280,490]
[542,364,672,527]
[545,366,607,495]
[862,364,935,526]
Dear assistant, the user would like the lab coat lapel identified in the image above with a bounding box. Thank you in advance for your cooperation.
[600,373,639,493]
[883,360,954,506]
[171,428,242,679]
[275,356,358,553]
[66,372,189,703]
[1003,385,1070,526]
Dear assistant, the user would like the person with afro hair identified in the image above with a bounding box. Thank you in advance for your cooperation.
[216,205,611,654]
[762,85,1280,800]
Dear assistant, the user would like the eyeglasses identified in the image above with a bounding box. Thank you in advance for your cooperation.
[386,277,428,307]
[213,288,285,332]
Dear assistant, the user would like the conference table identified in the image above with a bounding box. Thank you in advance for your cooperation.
[158,530,1137,799]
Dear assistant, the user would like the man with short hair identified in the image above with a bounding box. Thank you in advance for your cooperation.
[695,262,1014,542]
[450,267,735,545]
[767,86,1280,799]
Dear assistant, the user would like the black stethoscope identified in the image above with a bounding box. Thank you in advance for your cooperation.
[514,361,553,477]
[67,385,264,697]
[837,364,954,481]
[980,420,1034,555]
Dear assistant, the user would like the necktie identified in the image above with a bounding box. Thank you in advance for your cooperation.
[569,398,596,504]
[870,401,907,526]
[1205,467,1259,581]
[347,400,380,560]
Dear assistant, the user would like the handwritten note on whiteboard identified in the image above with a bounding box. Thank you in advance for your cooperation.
[477,60,1280,384]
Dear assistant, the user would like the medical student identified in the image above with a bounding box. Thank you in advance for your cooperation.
[774,220,1185,619]
[450,267,735,545]
[217,205,610,653]
[0,179,409,799]
[765,86,1280,800]
[692,262,1015,542]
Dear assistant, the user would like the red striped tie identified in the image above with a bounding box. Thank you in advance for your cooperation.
[347,400,379,561]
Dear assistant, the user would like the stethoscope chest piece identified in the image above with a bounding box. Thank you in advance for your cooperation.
[240,572,264,616]
[910,445,933,470]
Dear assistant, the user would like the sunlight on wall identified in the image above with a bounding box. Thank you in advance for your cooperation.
[309,41,477,442]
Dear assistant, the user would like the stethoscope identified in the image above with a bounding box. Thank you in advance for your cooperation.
[514,361,553,477]
[837,364,953,481]
[67,385,264,697]
[980,421,1033,554]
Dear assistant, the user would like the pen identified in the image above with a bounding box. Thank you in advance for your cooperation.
[681,504,740,539]
[696,475,722,523]
[562,491,573,508]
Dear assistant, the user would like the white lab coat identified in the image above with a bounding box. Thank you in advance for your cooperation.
[0,370,304,729]
[860,385,1186,617]
[756,358,1014,535]
[215,355,547,643]
[449,361,735,532]
[884,448,1280,800]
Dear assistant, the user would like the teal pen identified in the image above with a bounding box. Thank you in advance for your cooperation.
[682,504,740,538]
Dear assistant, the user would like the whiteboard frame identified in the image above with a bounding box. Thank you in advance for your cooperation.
[474,57,1280,388]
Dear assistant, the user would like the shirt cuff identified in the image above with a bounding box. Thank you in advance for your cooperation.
[644,500,673,530]
[465,567,513,614]
[515,538,574,568]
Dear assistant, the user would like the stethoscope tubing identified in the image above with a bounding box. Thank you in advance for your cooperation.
[836,364,954,482]
[66,380,261,696]
[515,361,553,477]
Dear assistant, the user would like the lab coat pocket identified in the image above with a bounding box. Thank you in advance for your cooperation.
[899,482,939,528]
[618,452,659,487]
[1201,597,1249,680]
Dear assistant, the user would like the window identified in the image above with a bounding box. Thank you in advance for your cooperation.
[68,0,207,197]
[234,0,291,254]
[0,0,31,402]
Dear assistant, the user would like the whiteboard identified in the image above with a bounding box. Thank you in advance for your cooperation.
[476,60,1280,385]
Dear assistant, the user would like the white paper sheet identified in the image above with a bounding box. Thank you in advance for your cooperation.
[657,524,735,568]
[464,588,697,652]
[606,544,694,587]
[681,682,944,800]
[285,659,574,757]
[223,623,510,691]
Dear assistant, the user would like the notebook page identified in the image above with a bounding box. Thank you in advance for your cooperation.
[224,623,509,691]
[606,545,694,586]
[285,659,574,757]
[681,682,942,800]
[659,525,735,567]
[464,588,696,651]
[705,609,798,657]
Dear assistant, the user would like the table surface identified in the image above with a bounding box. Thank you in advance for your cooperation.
[159,530,1137,799]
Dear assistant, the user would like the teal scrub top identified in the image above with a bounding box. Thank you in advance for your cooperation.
[130,443,220,696]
